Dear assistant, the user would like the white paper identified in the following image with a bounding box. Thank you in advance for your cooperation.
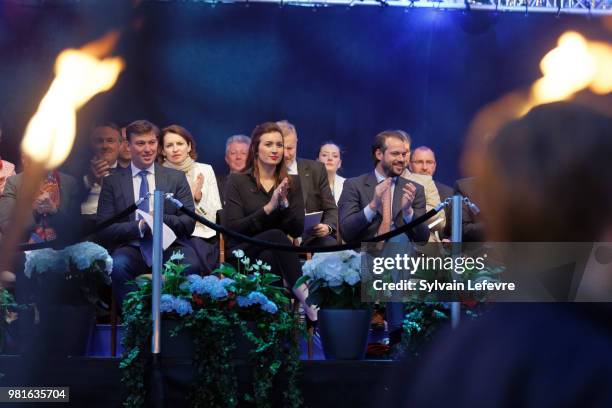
[304,211,323,232]
[136,209,177,250]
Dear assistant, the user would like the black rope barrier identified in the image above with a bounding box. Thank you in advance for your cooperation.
[165,194,443,254]
[7,193,445,255]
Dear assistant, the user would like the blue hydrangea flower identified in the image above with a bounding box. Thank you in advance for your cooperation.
[172,297,193,316]
[261,301,278,314]
[160,294,176,313]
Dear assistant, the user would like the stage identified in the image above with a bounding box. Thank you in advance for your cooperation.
[0,355,407,407]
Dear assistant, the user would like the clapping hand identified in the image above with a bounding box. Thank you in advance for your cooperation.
[190,173,204,202]
[34,192,58,215]
[88,156,110,186]
[264,177,289,214]
[369,178,392,212]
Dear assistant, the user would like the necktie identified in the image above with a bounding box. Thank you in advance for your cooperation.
[137,170,152,266]
[377,180,392,236]
[138,170,149,212]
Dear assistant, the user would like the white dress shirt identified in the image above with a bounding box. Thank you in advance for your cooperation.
[287,159,298,175]
[81,161,118,215]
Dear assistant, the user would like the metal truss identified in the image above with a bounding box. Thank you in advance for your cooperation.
[164,0,612,15]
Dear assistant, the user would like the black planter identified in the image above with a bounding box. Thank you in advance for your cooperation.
[319,308,372,360]
[161,319,193,359]
[36,304,96,356]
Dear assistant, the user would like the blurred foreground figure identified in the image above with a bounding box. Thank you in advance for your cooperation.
[393,102,612,407]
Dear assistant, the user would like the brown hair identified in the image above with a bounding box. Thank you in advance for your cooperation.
[371,130,410,165]
[159,124,198,161]
[125,120,160,143]
[245,122,290,191]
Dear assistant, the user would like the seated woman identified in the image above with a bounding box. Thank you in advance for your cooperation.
[224,122,316,323]
[0,125,16,195]
[317,141,345,205]
[159,125,222,274]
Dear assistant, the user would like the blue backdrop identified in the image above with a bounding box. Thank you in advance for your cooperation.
[0,1,609,185]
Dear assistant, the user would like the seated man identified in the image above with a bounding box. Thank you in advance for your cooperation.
[96,120,200,305]
[339,129,429,346]
[408,145,454,241]
[277,120,338,247]
[217,134,250,205]
[80,123,122,233]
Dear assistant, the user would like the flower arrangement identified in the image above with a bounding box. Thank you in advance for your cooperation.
[22,241,112,306]
[295,250,365,309]
[0,287,25,354]
[120,250,301,408]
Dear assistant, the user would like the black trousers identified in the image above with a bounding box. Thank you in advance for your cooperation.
[229,229,301,288]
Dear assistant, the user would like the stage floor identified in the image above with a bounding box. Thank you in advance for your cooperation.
[0,355,408,407]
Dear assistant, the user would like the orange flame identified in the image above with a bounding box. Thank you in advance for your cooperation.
[21,32,124,169]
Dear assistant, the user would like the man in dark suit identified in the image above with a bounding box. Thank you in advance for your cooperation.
[409,146,454,240]
[338,130,429,345]
[216,134,250,205]
[454,177,484,242]
[80,123,122,234]
[277,120,338,247]
[96,120,200,305]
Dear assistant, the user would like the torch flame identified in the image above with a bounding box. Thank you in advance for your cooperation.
[21,32,124,169]
[530,31,612,107]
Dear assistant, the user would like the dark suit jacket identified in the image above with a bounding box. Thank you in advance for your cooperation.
[223,173,304,248]
[216,173,228,206]
[0,172,80,243]
[435,180,453,240]
[296,158,338,234]
[96,164,196,249]
[338,172,429,244]
[454,177,484,242]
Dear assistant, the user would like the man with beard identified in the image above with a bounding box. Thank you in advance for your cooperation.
[338,130,429,348]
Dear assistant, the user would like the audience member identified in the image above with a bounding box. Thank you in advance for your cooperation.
[96,120,200,305]
[159,124,222,274]
[223,122,316,323]
[338,129,429,346]
[317,141,345,205]
[277,120,338,247]
[80,123,122,232]
[0,124,16,195]
[409,146,453,240]
[217,134,250,204]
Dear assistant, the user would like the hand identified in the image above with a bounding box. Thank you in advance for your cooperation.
[34,193,57,215]
[190,173,204,202]
[401,182,416,217]
[311,223,331,238]
[369,178,392,211]
[264,178,289,214]
[87,157,110,186]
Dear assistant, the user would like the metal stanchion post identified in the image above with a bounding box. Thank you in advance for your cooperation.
[152,190,164,357]
[451,194,463,329]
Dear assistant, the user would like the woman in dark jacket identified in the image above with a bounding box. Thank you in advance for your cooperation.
[224,122,316,322]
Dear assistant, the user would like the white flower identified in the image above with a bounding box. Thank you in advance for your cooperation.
[65,242,112,276]
[240,256,250,266]
[232,249,245,259]
[318,257,345,287]
[169,251,185,262]
[24,248,68,278]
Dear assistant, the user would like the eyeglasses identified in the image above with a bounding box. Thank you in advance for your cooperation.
[411,160,436,166]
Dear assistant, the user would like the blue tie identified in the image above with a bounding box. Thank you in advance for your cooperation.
[138,170,149,212]
[137,170,152,266]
